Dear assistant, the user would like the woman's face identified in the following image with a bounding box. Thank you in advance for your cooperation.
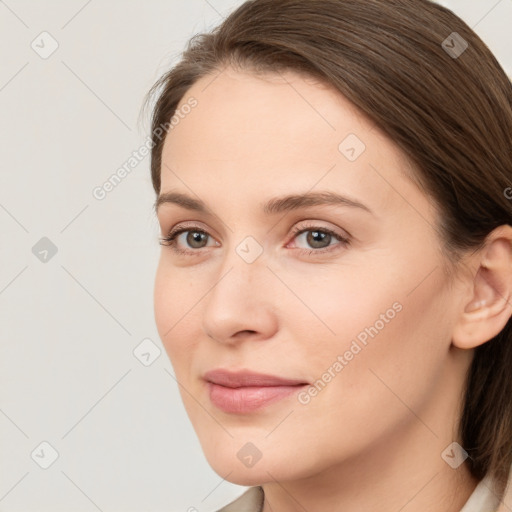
[153,66,469,485]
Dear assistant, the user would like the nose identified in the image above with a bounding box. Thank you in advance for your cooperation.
[202,252,278,345]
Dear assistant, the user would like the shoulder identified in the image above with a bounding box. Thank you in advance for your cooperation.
[215,486,264,512]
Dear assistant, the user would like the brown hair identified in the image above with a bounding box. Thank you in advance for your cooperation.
[143,0,512,495]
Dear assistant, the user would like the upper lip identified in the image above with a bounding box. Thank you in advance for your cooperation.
[204,369,308,388]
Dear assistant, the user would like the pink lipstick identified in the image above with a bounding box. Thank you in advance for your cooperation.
[204,369,308,414]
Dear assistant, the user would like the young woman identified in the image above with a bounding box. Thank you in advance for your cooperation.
[144,1,512,510]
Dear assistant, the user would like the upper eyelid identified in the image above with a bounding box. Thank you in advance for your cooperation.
[166,221,348,245]
[165,220,215,236]
[166,220,344,234]
[159,208,353,234]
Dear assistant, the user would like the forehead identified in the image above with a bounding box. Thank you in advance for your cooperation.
[159,66,426,220]
[165,66,371,160]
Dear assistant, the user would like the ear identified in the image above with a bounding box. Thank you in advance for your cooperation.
[452,225,512,350]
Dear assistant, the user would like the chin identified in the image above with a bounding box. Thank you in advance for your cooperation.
[218,468,268,487]
[201,441,306,486]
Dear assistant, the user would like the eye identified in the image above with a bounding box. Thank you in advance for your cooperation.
[159,222,351,257]
[288,223,350,255]
[159,226,219,255]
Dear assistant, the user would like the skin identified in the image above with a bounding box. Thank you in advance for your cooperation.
[153,65,512,511]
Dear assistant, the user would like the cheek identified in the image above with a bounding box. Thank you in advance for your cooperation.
[295,261,453,424]
[271,283,449,474]
[276,263,405,372]
[153,263,174,341]
[153,261,199,369]
[285,246,450,381]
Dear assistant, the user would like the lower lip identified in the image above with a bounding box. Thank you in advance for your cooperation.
[207,382,307,414]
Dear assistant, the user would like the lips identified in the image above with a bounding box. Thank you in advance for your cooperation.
[204,369,308,388]
[203,369,309,414]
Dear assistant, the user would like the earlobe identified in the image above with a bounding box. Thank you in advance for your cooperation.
[452,227,512,350]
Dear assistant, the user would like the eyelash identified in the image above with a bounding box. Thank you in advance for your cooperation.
[159,223,350,257]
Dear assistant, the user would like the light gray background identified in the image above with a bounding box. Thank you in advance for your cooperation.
[0,1,511,511]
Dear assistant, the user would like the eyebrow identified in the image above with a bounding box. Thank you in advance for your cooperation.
[154,190,373,216]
